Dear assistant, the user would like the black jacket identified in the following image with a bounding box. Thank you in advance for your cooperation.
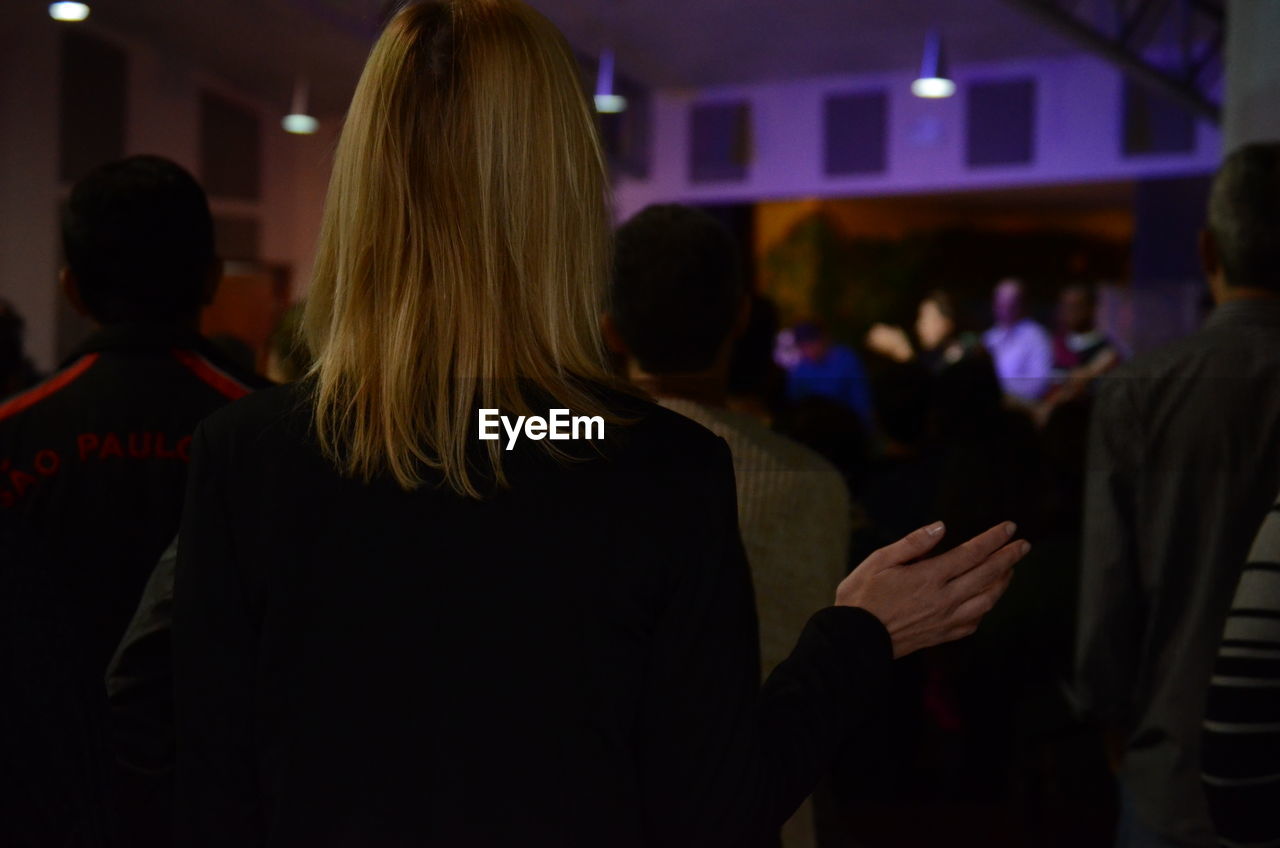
[174,381,892,847]
[0,323,269,847]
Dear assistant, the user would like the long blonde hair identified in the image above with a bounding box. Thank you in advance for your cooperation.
[304,0,619,498]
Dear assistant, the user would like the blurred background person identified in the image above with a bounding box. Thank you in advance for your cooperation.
[0,299,41,398]
[983,278,1053,405]
[170,5,1026,846]
[1077,142,1280,848]
[867,289,984,376]
[1036,283,1120,426]
[1050,284,1119,386]
[1037,283,1121,537]
[607,202,853,848]
[786,320,874,426]
[0,155,269,848]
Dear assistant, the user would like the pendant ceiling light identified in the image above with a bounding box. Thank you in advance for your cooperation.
[594,49,627,114]
[911,29,956,99]
[282,77,319,135]
[48,2,91,21]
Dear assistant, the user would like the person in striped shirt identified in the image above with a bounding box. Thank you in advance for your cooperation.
[1204,495,1280,846]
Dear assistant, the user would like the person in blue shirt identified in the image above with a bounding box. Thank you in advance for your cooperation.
[786,321,874,424]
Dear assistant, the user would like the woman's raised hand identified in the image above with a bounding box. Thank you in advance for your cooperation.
[836,522,1029,658]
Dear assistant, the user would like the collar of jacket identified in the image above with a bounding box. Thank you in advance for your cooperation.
[1205,296,1280,332]
[61,323,216,368]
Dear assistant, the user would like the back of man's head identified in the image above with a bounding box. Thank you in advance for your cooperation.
[62,155,216,324]
[612,204,743,375]
[1209,142,1280,292]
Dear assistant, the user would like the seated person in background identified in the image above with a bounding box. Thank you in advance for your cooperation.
[604,203,854,848]
[786,320,874,425]
[0,155,269,848]
[982,277,1053,405]
[1203,489,1280,847]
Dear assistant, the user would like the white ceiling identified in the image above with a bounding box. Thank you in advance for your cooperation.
[83,0,1080,115]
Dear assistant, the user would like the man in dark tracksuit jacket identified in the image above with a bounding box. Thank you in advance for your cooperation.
[0,156,270,847]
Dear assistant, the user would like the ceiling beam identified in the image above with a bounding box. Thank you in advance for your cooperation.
[1001,0,1221,123]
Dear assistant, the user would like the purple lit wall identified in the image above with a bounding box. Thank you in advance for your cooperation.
[614,53,1221,220]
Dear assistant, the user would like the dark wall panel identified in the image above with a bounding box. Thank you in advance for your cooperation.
[59,29,128,183]
[200,92,262,200]
[966,78,1036,167]
[1123,79,1196,156]
[824,91,888,176]
[689,101,751,183]
[213,215,262,262]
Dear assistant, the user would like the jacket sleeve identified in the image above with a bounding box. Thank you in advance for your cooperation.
[635,439,892,847]
[1076,374,1145,727]
[172,424,264,846]
[106,535,177,774]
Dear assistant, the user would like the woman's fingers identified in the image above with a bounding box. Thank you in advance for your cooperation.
[945,540,1030,604]
[931,522,1018,581]
[869,521,947,571]
[947,568,1015,629]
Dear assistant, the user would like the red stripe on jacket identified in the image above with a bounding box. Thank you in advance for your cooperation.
[0,354,101,422]
[171,349,253,401]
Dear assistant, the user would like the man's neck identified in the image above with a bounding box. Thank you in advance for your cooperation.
[628,366,728,409]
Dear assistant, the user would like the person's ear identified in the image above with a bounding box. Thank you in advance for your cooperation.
[599,312,629,356]
[731,293,752,340]
[1199,229,1220,278]
[202,258,224,306]
[60,267,92,318]
[1199,229,1226,302]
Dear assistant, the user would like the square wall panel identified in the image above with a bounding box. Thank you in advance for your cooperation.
[824,91,888,176]
[966,78,1037,167]
[200,92,262,201]
[59,29,128,183]
[689,101,751,183]
[1123,79,1196,156]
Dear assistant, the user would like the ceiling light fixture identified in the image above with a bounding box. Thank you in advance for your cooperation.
[281,77,319,135]
[48,2,90,22]
[911,29,956,99]
[594,49,627,114]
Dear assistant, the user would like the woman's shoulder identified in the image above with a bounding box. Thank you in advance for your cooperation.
[196,380,313,455]
[591,385,733,472]
[196,379,734,479]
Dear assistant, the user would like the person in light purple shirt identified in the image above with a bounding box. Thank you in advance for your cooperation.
[982,278,1053,403]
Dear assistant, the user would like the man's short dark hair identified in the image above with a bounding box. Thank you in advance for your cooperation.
[61,155,216,323]
[611,204,743,374]
[1209,142,1280,292]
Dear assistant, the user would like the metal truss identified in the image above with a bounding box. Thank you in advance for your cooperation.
[1002,0,1224,123]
